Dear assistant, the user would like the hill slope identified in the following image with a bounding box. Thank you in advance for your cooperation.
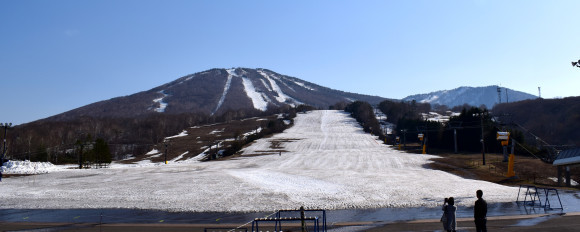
[46,68,386,121]
[0,110,519,212]
[403,85,537,108]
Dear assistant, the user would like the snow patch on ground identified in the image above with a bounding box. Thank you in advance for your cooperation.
[548,177,579,186]
[146,149,159,155]
[209,129,225,135]
[1,161,61,174]
[242,127,262,138]
[165,130,188,140]
[171,151,189,162]
[241,75,268,111]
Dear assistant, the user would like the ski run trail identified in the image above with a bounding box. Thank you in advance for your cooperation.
[1,110,519,212]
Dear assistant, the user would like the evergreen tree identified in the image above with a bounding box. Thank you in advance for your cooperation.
[93,138,112,165]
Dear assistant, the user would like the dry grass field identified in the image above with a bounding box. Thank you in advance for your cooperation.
[425,150,579,189]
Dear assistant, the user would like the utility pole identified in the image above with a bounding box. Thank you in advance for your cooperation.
[77,142,85,169]
[300,206,306,232]
[480,113,486,165]
[1,123,12,165]
[449,121,462,154]
[164,142,168,164]
[402,129,407,150]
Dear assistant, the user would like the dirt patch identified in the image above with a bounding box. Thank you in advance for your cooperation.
[120,116,281,164]
[422,149,579,189]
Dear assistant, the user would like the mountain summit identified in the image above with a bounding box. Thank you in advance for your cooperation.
[402,86,537,108]
[47,68,385,121]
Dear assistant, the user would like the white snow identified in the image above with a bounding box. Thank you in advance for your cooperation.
[242,127,262,138]
[420,95,439,103]
[292,80,315,91]
[258,70,303,106]
[146,149,159,155]
[165,130,188,139]
[212,69,235,115]
[259,78,272,92]
[548,177,579,186]
[209,128,225,135]
[170,151,189,162]
[241,75,269,111]
[151,90,169,113]
[420,111,458,123]
[267,72,296,92]
[1,160,61,175]
[0,110,525,213]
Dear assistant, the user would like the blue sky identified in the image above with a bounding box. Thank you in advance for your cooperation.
[1,0,579,125]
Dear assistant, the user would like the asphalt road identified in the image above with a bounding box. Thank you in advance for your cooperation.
[3,213,580,232]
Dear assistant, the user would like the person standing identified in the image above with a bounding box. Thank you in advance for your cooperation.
[474,189,488,232]
[441,198,449,231]
[443,197,457,232]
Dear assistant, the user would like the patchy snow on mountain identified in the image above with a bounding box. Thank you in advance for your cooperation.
[293,80,315,91]
[266,72,296,92]
[259,78,272,92]
[403,86,536,108]
[151,90,169,112]
[241,75,268,111]
[212,69,235,115]
[258,70,303,106]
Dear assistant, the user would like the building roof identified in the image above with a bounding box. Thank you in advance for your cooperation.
[553,148,580,166]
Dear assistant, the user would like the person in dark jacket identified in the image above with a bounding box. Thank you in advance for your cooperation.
[474,189,487,232]
[441,198,449,231]
[443,197,457,232]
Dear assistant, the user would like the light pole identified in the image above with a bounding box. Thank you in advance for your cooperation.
[164,140,169,164]
[449,121,462,154]
[481,113,486,165]
[473,113,486,165]
[1,123,12,165]
[401,129,407,150]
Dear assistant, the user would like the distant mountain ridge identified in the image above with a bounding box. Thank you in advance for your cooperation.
[402,86,537,108]
[46,68,387,121]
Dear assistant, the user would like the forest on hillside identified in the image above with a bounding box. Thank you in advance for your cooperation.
[492,96,580,146]
[3,105,301,164]
[376,97,580,162]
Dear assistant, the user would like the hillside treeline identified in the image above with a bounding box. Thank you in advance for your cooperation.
[377,98,577,161]
[344,101,384,139]
[492,96,580,146]
[5,106,297,164]
[377,100,528,154]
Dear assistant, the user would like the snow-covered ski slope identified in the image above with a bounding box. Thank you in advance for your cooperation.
[0,110,518,212]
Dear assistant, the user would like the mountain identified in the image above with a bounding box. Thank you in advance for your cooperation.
[402,86,537,108]
[46,68,386,121]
